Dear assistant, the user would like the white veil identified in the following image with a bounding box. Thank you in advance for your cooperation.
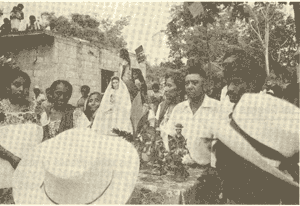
[92,74,132,135]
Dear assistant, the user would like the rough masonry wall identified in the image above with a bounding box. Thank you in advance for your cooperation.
[14,34,146,106]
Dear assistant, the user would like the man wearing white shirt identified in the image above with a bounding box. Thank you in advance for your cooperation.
[166,64,220,167]
[188,49,298,204]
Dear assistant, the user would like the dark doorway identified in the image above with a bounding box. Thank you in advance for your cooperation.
[101,69,114,93]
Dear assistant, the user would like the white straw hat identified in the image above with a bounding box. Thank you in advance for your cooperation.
[12,128,140,204]
[0,124,43,189]
[216,93,299,187]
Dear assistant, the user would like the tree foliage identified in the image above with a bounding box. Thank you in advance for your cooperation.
[165,4,240,66]
[165,2,298,82]
[41,12,130,50]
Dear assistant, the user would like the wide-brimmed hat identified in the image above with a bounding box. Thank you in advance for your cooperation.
[13,128,140,204]
[217,93,299,187]
[175,123,184,129]
[188,93,299,187]
[0,124,43,189]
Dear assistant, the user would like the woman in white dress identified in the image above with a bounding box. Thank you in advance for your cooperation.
[92,76,132,135]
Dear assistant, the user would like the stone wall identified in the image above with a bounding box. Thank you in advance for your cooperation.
[9,32,146,106]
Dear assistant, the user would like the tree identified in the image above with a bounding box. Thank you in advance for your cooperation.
[41,12,130,50]
[231,2,289,76]
[165,3,240,66]
[166,2,298,79]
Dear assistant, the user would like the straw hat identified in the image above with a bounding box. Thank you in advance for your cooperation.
[216,93,299,187]
[0,124,43,189]
[12,128,140,204]
[188,93,299,187]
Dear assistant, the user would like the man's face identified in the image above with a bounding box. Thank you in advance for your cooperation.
[176,129,182,135]
[153,87,159,93]
[227,77,248,103]
[185,74,205,101]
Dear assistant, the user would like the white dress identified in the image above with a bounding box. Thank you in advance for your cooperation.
[92,79,132,135]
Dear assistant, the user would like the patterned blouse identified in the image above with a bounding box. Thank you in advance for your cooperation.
[0,99,38,127]
[41,108,90,140]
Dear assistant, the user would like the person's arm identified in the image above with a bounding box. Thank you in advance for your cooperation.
[0,144,21,169]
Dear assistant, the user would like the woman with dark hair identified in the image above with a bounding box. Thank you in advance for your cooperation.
[40,80,89,141]
[155,71,185,150]
[83,92,103,123]
[111,76,120,89]
[0,68,36,122]
[92,76,132,135]
[119,48,139,102]
[0,67,41,197]
[132,69,147,104]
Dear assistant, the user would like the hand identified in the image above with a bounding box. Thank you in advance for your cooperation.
[10,156,21,169]
[43,102,53,117]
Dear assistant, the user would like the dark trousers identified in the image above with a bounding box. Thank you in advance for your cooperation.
[215,141,299,204]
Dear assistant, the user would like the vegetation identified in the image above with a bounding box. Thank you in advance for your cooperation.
[145,2,299,88]
[41,12,130,50]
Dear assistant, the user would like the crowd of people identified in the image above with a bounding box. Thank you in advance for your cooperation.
[0,46,298,204]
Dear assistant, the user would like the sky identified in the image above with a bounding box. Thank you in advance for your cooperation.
[1,1,177,65]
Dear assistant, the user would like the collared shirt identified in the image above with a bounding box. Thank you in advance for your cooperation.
[165,95,220,166]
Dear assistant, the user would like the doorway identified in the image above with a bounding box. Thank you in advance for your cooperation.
[101,69,114,93]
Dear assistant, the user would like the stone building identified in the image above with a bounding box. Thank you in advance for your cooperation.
[0,31,146,105]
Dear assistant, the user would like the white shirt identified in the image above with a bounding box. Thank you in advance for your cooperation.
[220,86,234,113]
[165,95,220,166]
